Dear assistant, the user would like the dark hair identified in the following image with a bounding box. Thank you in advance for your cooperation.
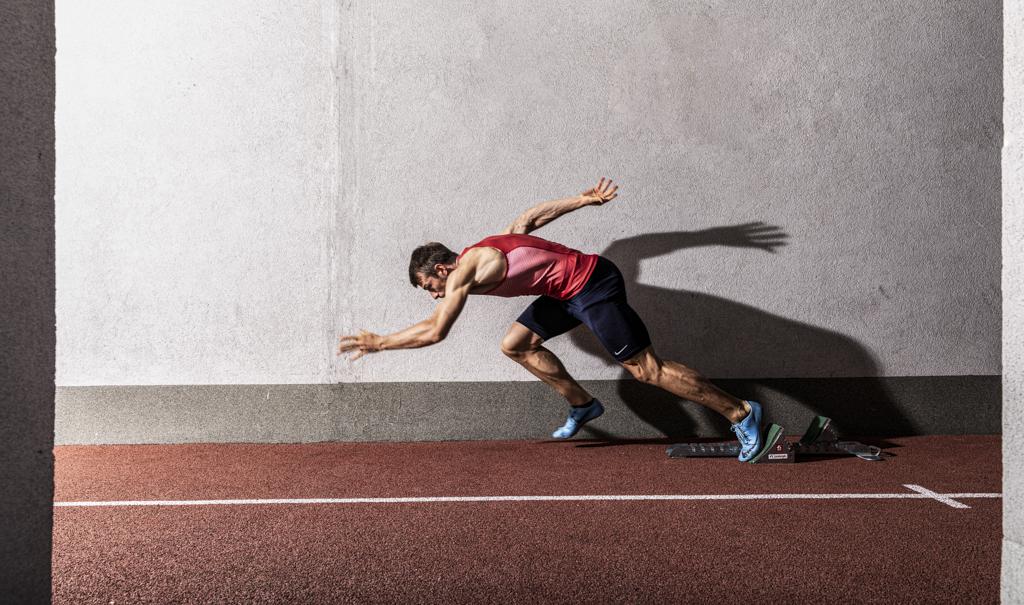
[408,242,458,286]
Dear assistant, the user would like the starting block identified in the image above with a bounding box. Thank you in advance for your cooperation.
[666,415,883,464]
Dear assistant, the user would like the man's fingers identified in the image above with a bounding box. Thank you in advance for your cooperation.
[337,334,365,355]
[338,330,381,360]
[596,181,617,201]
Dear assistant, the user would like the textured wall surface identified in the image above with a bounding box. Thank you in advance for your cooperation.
[0,1,55,599]
[57,1,1001,387]
[56,0,339,385]
[1004,0,1023,599]
[338,0,1001,384]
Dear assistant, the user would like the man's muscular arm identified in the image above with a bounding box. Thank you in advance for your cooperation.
[502,177,618,235]
[337,263,475,360]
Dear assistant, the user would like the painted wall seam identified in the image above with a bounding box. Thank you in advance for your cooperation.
[325,0,341,382]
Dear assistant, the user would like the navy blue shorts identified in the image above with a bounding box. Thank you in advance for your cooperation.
[515,256,652,362]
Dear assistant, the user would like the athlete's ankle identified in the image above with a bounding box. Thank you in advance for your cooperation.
[729,400,751,424]
[570,398,596,408]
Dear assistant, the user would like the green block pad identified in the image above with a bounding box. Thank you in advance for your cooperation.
[799,415,831,445]
[749,423,785,464]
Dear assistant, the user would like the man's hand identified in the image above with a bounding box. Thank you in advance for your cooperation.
[581,177,618,205]
[337,330,384,361]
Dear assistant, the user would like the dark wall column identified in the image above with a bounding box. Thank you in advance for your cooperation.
[0,2,56,601]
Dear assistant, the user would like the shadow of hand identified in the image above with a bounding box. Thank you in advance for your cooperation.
[602,223,790,284]
[694,222,789,253]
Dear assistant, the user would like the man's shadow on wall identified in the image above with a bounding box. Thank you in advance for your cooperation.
[566,223,915,441]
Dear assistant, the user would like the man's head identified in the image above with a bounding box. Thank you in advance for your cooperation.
[409,242,458,299]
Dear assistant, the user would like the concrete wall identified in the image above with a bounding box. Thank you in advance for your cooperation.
[56,0,339,386]
[1,1,55,599]
[1004,0,1023,599]
[338,0,1001,384]
[55,1,1001,442]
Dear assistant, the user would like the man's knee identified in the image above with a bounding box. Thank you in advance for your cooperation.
[500,340,523,359]
[500,334,537,360]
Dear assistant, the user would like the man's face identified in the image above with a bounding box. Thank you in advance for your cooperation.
[418,272,447,300]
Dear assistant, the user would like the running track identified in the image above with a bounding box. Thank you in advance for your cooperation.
[53,435,1000,603]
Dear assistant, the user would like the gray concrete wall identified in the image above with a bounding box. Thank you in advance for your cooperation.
[1,1,55,600]
[56,376,998,444]
[55,0,339,386]
[52,1,1002,443]
[1004,0,1023,599]
[338,0,1001,385]
[57,1,1000,389]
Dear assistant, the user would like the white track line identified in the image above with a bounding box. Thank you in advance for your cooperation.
[54,488,1001,508]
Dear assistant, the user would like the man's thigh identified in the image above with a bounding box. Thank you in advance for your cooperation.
[574,298,652,363]
[513,296,582,342]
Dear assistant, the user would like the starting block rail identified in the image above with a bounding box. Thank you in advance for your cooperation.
[666,416,883,464]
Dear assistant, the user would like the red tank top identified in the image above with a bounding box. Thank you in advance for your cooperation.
[457,234,598,300]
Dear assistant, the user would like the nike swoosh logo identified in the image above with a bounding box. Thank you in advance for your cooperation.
[614,345,628,355]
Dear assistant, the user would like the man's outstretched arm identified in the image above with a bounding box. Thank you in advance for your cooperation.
[501,177,618,235]
[337,265,474,361]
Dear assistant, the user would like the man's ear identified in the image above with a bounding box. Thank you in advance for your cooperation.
[434,263,448,277]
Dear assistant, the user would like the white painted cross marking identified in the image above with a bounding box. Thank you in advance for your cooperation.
[902,484,972,509]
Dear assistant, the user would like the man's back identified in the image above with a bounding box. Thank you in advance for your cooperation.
[458,234,597,300]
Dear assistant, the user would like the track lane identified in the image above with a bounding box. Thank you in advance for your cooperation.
[53,436,1000,603]
[54,435,1000,502]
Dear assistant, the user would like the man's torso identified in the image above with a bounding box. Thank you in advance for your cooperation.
[456,234,598,300]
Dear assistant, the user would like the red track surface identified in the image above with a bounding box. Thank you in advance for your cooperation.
[54,435,1000,603]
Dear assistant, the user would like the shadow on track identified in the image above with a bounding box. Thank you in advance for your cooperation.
[564,223,915,442]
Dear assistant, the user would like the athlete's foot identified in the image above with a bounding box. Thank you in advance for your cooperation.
[551,399,605,439]
[731,400,764,462]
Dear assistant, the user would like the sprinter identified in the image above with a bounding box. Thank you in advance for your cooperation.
[337,179,765,461]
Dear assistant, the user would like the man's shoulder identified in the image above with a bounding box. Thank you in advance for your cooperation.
[455,246,505,291]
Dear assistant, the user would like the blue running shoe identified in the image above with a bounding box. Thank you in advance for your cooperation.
[551,399,604,439]
[731,400,763,462]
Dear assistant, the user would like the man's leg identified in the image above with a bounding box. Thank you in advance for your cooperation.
[566,255,763,458]
[620,347,748,423]
[501,322,593,406]
[622,347,764,461]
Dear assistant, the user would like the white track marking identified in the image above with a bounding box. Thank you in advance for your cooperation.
[53,490,1001,508]
[902,484,972,509]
